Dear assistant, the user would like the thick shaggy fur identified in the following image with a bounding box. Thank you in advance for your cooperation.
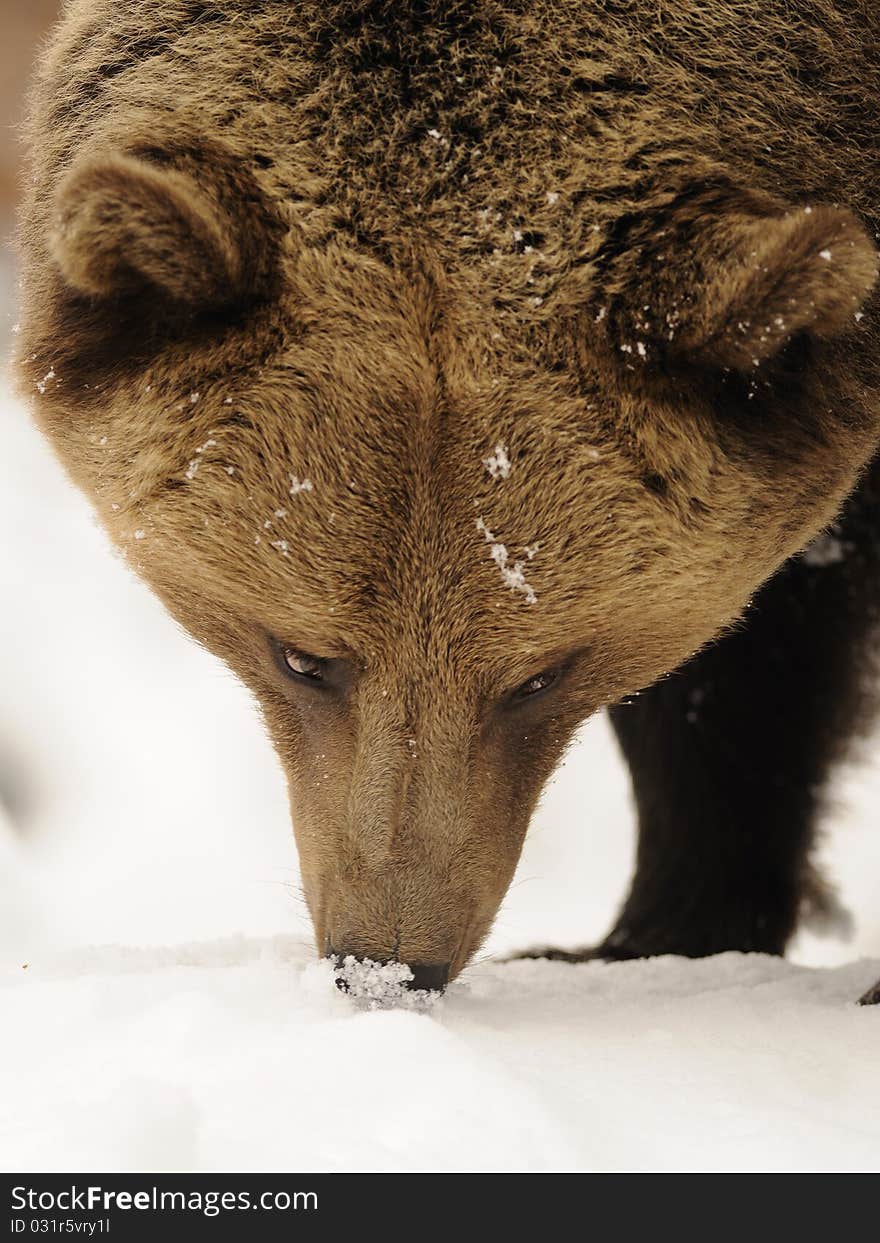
[14,2,880,991]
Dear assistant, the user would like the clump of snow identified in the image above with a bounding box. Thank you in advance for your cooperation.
[476,517,537,604]
[819,249,833,261]
[289,474,313,497]
[483,443,511,480]
[332,955,441,1012]
[185,438,218,481]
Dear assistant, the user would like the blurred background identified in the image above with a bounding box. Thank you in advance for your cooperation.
[0,2,876,972]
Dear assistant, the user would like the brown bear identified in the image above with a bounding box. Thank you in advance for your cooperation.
[14,0,880,1001]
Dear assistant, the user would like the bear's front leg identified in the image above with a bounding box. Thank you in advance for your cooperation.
[513,479,880,980]
[603,477,880,970]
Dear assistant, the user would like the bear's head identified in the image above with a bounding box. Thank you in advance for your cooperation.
[18,135,879,983]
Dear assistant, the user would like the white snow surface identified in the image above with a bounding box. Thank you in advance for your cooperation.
[3,943,880,1173]
[1,379,879,1173]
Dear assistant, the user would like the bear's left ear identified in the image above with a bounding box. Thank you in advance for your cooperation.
[49,144,282,311]
[598,189,879,371]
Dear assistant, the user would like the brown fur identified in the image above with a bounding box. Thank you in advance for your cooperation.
[13,1,880,976]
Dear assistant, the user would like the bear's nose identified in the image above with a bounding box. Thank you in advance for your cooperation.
[330,949,450,995]
[406,961,450,992]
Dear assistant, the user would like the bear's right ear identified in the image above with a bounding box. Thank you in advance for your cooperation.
[50,150,280,310]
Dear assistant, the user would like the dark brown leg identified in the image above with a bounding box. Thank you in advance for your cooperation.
[517,461,880,1002]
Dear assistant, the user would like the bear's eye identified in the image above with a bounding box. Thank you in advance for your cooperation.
[512,669,559,701]
[282,648,326,683]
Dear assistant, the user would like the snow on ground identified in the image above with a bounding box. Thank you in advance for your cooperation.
[3,943,879,1173]
[1,375,879,1173]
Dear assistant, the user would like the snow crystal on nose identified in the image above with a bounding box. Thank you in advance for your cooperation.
[332,955,441,1011]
